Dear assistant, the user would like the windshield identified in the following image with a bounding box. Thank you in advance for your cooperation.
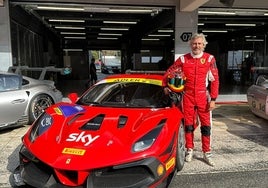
[77,82,171,108]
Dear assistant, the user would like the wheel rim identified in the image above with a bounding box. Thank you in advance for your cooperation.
[33,96,52,119]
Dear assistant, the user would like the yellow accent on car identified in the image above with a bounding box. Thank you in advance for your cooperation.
[54,107,63,115]
[62,148,86,156]
[99,78,162,86]
[165,157,175,170]
[157,164,165,176]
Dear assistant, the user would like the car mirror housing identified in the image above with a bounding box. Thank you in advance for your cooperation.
[68,93,78,103]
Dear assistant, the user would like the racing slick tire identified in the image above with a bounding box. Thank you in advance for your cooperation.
[29,94,53,124]
[176,120,185,171]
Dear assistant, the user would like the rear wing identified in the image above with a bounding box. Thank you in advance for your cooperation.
[8,66,71,80]
[125,69,165,75]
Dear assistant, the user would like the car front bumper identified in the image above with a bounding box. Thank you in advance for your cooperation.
[13,145,170,188]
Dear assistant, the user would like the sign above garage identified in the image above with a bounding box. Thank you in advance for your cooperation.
[180,32,192,42]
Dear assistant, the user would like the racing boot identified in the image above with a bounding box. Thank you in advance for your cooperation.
[185,148,193,162]
[203,152,215,166]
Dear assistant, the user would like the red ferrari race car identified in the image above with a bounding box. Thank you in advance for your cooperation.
[13,71,185,188]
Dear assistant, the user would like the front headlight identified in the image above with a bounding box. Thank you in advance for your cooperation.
[132,119,166,152]
[29,113,53,142]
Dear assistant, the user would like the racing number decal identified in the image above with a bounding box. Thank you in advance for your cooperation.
[251,99,266,113]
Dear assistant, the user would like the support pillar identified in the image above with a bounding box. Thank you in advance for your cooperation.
[0,0,12,71]
[174,9,198,60]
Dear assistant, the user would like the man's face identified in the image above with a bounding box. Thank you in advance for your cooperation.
[190,37,205,55]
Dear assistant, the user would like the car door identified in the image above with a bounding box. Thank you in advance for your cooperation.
[0,74,29,126]
[247,75,268,120]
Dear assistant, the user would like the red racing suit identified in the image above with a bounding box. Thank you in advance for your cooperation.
[163,52,219,152]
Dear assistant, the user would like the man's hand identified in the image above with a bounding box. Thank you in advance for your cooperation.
[164,87,171,95]
[209,100,216,111]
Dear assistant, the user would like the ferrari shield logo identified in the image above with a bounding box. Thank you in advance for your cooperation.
[66,158,71,164]
[200,58,206,64]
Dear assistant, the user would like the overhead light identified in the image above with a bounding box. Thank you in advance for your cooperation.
[235,11,264,16]
[49,19,85,23]
[99,33,122,36]
[101,27,129,31]
[55,26,85,29]
[245,35,257,38]
[109,9,153,13]
[64,36,86,39]
[199,8,268,16]
[264,13,268,16]
[148,34,171,37]
[60,32,86,35]
[225,23,256,26]
[97,37,118,40]
[246,39,264,42]
[103,21,137,24]
[198,23,204,26]
[141,50,150,52]
[37,6,84,11]
[83,7,109,12]
[142,38,160,41]
[158,29,173,33]
[198,10,236,15]
[202,30,228,33]
[63,49,83,51]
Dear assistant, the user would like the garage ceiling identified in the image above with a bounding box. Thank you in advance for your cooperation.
[9,0,268,50]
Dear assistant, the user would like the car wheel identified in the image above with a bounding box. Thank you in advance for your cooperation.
[176,121,185,171]
[29,94,53,123]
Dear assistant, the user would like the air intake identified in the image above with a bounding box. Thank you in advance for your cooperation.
[81,114,105,130]
[118,116,128,128]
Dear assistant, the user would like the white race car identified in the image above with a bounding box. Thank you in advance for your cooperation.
[247,73,268,120]
[0,66,70,130]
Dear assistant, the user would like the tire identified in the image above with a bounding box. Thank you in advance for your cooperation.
[29,94,53,124]
[176,120,185,171]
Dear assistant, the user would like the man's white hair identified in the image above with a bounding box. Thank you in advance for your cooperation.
[189,33,208,47]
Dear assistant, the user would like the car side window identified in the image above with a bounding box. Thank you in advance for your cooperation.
[260,81,268,89]
[0,75,21,91]
[0,76,3,91]
[22,78,29,85]
[256,75,268,88]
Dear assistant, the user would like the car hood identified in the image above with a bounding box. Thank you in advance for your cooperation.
[24,102,179,170]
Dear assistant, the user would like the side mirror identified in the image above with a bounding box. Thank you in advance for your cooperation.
[68,93,78,103]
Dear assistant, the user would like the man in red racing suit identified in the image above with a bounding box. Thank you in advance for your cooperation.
[163,33,219,166]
